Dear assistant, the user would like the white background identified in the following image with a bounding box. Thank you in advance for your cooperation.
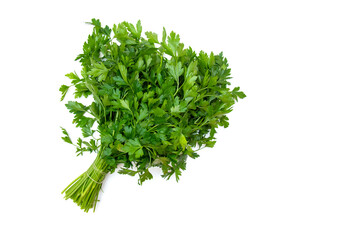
[0,0,336,239]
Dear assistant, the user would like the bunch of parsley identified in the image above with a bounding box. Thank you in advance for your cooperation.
[60,19,246,212]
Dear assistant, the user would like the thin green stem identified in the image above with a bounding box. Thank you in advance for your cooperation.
[62,147,110,212]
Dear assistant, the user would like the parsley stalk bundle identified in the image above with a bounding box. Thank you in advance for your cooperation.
[60,19,246,212]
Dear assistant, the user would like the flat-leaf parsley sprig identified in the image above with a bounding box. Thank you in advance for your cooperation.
[60,19,246,212]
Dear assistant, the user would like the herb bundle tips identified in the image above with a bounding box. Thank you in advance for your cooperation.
[60,19,246,212]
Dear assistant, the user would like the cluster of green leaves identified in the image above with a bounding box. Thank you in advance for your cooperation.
[60,19,245,185]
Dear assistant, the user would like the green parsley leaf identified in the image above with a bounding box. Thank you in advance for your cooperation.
[61,127,72,144]
[88,62,108,82]
[118,63,128,83]
[179,134,187,149]
[232,87,247,101]
[152,107,166,117]
[118,168,138,176]
[120,99,131,112]
[145,31,159,44]
[59,85,70,101]
[65,101,87,113]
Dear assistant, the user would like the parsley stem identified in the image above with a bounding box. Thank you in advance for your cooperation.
[62,147,109,212]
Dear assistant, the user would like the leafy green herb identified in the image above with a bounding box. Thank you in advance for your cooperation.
[60,19,246,212]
